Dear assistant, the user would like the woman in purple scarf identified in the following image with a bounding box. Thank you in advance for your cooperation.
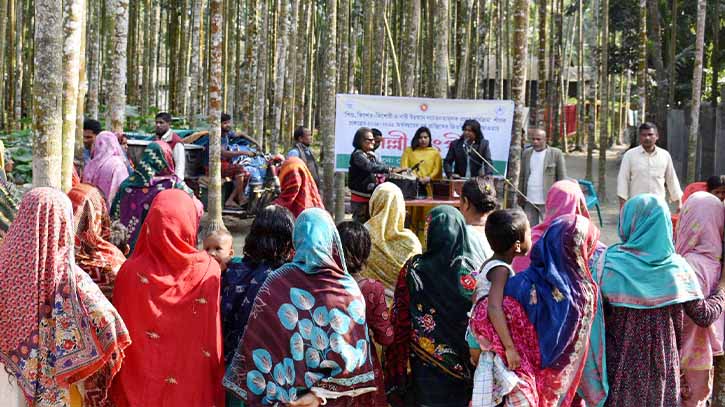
[82,131,130,203]
[110,141,198,253]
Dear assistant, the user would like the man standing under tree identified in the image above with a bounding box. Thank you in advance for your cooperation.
[617,122,683,211]
[154,112,186,179]
[82,119,102,167]
[518,128,568,226]
[287,126,321,187]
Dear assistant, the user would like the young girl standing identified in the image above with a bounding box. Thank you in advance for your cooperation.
[467,209,531,406]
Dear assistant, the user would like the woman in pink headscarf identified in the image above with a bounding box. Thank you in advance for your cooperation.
[512,179,590,272]
[676,191,725,407]
[82,131,130,203]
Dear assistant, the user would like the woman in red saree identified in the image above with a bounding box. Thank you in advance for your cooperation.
[0,188,130,407]
[110,189,225,407]
[273,156,324,218]
[68,183,127,300]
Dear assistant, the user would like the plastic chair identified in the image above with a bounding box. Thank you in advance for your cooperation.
[578,179,603,227]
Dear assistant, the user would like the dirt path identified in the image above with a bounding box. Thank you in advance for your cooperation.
[564,144,628,246]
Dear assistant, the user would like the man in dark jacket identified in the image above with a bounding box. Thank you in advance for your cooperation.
[443,119,494,178]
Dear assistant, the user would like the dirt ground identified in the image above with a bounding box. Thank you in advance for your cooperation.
[218,143,631,254]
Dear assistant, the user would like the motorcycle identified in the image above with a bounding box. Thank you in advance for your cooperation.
[220,152,285,218]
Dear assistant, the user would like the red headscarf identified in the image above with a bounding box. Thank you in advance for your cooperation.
[273,156,324,217]
[68,183,127,299]
[0,188,130,406]
[513,179,590,272]
[110,189,225,406]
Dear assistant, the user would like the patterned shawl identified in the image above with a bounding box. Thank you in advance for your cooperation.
[110,189,225,407]
[470,215,600,407]
[68,183,127,300]
[82,131,130,204]
[676,192,725,370]
[110,141,194,252]
[363,182,422,289]
[582,194,704,407]
[405,206,486,379]
[0,177,19,245]
[0,188,130,407]
[513,179,590,272]
[224,208,376,405]
[273,157,324,218]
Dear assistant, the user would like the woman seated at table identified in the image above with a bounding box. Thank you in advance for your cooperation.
[349,127,403,223]
[401,126,443,238]
[401,126,442,194]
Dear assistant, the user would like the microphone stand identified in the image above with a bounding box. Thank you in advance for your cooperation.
[464,144,542,215]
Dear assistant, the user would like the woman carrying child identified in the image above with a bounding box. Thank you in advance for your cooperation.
[468,210,601,406]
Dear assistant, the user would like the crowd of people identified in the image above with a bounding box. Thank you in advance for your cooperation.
[1,116,725,407]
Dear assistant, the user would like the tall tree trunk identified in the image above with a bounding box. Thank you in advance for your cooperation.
[204,0,226,234]
[13,0,24,128]
[508,0,529,208]
[253,1,269,140]
[432,0,449,98]
[597,0,609,200]
[76,0,88,164]
[108,0,129,133]
[648,0,667,146]
[371,0,387,95]
[320,0,337,211]
[0,0,7,129]
[475,0,489,99]
[711,0,719,107]
[402,0,420,96]
[537,0,547,126]
[686,0,706,184]
[86,0,100,119]
[188,0,202,125]
[575,0,584,150]
[637,0,647,122]
[667,0,677,107]
[337,0,350,93]
[61,0,85,192]
[455,0,473,98]
[33,0,63,188]
[282,0,299,141]
[6,0,15,130]
[585,5,600,181]
[271,0,289,153]
[126,0,137,107]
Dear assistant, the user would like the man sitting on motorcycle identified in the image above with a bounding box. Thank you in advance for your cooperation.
[221,113,257,208]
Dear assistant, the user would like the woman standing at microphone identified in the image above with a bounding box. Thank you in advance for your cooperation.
[444,119,494,178]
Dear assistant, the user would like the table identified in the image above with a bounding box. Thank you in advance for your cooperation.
[404,198,460,208]
[404,198,460,240]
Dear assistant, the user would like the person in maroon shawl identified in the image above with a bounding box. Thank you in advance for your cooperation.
[273,157,325,218]
[223,208,376,406]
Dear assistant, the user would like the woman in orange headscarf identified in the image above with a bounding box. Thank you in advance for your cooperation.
[68,183,127,300]
[273,156,324,218]
[110,189,225,407]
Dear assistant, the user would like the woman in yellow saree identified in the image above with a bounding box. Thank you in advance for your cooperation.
[400,126,443,240]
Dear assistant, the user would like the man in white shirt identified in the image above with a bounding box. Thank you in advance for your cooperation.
[154,112,186,179]
[518,128,568,226]
[617,122,683,210]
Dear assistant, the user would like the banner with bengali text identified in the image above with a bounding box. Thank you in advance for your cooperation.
[334,94,515,175]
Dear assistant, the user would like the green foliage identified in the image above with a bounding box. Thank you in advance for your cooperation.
[2,129,33,184]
